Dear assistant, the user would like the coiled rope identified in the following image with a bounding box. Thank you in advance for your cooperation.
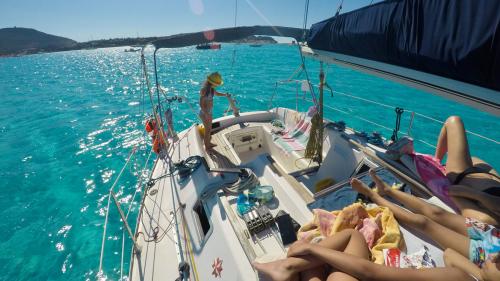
[222,168,259,195]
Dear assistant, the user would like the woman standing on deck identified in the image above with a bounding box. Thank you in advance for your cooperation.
[199,72,231,150]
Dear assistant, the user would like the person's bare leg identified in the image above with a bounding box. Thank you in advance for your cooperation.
[452,196,499,226]
[326,229,370,281]
[435,120,448,162]
[300,266,326,281]
[203,116,215,149]
[253,230,361,281]
[369,169,468,236]
[435,116,473,181]
[471,156,498,176]
[444,248,483,280]
[351,177,470,257]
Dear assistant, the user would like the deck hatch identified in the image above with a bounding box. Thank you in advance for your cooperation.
[193,201,211,239]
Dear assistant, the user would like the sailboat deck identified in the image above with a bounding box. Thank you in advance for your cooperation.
[130,110,453,280]
[205,124,242,169]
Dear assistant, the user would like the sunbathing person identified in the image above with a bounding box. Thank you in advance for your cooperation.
[254,229,483,281]
[349,169,499,280]
[432,116,500,225]
[254,170,500,281]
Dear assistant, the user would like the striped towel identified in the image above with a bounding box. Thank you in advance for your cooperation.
[273,117,312,152]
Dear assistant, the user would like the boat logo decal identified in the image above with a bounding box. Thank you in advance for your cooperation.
[211,257,223,278]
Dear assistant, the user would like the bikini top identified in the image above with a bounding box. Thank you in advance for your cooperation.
[452,166,500,197]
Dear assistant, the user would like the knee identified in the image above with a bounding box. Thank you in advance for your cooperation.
[443,248,454,267]
[327,272,357,281]
[340,229,357,236]
[445,116,463,126]
[412,214,430,230]
[340,229,362,241]
[427,204,447,219]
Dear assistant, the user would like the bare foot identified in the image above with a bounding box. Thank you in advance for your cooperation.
[252,260,294,281]
[350,178,373,198]
[369,169,391,196]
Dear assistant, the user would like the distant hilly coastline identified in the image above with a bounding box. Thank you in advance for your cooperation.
[0,27,77,56]
[230,35,277,44]
[0,27,277,57]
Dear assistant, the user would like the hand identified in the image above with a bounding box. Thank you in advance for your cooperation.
[481,258,500,281]
[287,241,311,257]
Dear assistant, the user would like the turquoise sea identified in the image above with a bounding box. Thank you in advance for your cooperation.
[0,44,498,280]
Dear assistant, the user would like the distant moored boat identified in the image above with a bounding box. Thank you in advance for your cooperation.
[195,43,221,50]
[124,48,140,52]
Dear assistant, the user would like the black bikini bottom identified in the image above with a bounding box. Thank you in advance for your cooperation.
[453,166,500,197]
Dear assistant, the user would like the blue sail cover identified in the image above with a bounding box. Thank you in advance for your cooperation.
[307,0,500,93]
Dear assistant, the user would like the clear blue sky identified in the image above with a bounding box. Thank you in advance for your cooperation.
[1,0,381,42]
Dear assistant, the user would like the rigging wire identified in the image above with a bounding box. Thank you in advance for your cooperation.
[335,0,344,17]
[227,0,239,116]
[230,0,238,68]
[153,49,165,123]
[330,90,500,145]
[296,45,318,106]
[297,0,319,107]
[98,146,138,274]
[302,0,310,41]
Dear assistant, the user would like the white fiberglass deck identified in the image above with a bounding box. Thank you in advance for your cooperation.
[129,109,448,281]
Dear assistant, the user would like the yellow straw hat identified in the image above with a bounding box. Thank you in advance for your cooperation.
[207,72,223,87]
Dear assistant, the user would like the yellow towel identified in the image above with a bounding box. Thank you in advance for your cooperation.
[298,203,403,264]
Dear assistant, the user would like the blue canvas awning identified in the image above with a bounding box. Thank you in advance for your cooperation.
[306,0,500,115]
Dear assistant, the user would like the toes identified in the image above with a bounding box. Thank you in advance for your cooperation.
[252,262,262,270]
[369,169,385,186]
[350,178,369,191]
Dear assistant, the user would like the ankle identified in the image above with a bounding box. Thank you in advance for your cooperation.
[281,259,296,274]
[371,192,386,204]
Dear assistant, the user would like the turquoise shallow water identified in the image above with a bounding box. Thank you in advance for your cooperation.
[0,44,498,280]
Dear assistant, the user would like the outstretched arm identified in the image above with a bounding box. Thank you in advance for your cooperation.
[214,91,230,97]
[306,244,474,281]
